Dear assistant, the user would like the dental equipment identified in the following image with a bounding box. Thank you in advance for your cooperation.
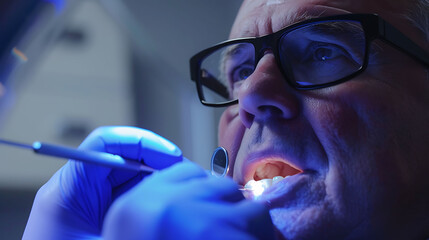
[210,146,229,177]
[211,146,274,199]
[0,138,157,173]
[0,138,229,176]
[0,138,260,197]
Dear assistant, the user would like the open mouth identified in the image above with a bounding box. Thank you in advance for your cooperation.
[253,159,302,181]
[243,158,302,198]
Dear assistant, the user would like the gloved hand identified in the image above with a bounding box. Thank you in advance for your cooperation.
[102,161,276,240]
[23,126,182,239]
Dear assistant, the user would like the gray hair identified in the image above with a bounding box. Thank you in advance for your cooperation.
[406,0,429,42]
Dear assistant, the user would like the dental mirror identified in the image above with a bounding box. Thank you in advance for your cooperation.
[211,147,229,177]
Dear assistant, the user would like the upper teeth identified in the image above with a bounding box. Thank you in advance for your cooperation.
[243,176,285,199]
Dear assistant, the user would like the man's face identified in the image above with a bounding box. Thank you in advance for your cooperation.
[218,0,429,238]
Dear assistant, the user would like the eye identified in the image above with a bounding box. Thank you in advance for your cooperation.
[311,43,347,62]
[232,65,254,82]
[314,47,333,61]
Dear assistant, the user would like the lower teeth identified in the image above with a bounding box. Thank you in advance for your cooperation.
[243,176,284,199]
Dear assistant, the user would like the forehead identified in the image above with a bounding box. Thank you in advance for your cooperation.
[230,0,410,38]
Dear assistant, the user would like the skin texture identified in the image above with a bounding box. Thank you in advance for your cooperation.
[218,0,429,239]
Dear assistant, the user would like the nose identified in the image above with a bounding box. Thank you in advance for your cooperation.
[238,53,300,128]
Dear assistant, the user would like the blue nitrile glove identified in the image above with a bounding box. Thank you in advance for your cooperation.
[23,126,182,240]
[102,161,276,240]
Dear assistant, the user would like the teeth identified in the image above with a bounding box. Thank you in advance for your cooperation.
[244,178,272,189]
[272,176,284,184]
[243,176,285,199]
[243,175,285,188]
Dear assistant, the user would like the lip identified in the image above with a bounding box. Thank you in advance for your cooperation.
[238,148,320,207]
[254,171,315,208]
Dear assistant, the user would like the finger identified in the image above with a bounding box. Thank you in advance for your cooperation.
[147,161,208,183]
[186,176,245,202]
[208,231,259,240]
[79,126,183,170]
[167,200,273,240]
[231,200,270,220]
[202,227,259,240]
[158,200,244,239]
[107,168,151,187]
[109,171,147,200]
[203,200,267,227]
[226,201,276,240]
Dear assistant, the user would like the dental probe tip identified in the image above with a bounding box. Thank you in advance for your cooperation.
[0,138,33,149]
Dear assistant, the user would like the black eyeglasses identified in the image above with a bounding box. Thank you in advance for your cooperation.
[190,14,429,107]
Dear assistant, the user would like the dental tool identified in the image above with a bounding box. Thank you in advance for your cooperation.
[211,147,249,194]
[0,138,261,197]
[0,138,228,176]
[210,146,229,177]
[211,146,277,199]
[0,138,157,173]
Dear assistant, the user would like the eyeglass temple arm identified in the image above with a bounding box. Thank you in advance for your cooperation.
[378,19,429,67]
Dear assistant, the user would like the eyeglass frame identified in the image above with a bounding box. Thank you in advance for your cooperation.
[189,13,429,107]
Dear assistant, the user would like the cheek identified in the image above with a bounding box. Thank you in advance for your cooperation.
[292,89,386,235]
[218,106,246,176]
[306,76,429,216]
[308,95,374,205]
[308,79,402,167]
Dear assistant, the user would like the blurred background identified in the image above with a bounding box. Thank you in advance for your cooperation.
[0,0,242,238]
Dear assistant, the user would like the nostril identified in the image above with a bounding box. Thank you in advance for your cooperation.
[240,105,290,128]
[240,105,285,129]
[256,105,291,122]
[257,105,283,117]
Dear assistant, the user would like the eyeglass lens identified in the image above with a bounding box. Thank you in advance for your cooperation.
[198,20,367,104]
